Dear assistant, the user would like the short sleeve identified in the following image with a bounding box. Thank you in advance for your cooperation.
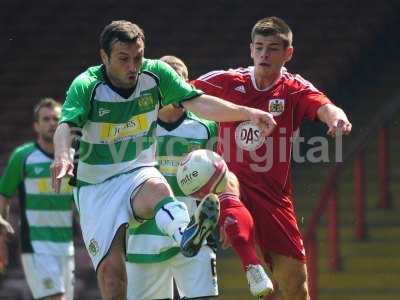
[206,121,218,140]
[192,71,226,98]
[60,75,93,128]
[0,148,25,197]
[155,60,202,106]
[293,75,331,123]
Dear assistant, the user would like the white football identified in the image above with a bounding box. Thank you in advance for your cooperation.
[177,149,228,198]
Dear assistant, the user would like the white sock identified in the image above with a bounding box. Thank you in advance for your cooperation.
[155,199,190,245]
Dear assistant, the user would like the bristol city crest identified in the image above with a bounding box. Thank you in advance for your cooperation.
[235,121,265,151]
[268,99,285,116]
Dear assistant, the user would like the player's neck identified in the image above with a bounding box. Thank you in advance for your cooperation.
[254,70,280,90]
[103,66,138,97]
[37,138,54,155]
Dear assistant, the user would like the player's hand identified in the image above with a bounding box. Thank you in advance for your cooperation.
[0,216,14,235]
[246,108,277,136]
[51,156,74,193]
[219,227,231,250]
[327,116,352,137]
[318,104,352,137]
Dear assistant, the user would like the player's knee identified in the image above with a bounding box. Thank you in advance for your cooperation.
[98,261,127,297]
[224,171,240,196]
[144,178,172,198]
[104,278,126,299]
[284,281,308,300]
[279,270,308,299]
[133,178,173,219]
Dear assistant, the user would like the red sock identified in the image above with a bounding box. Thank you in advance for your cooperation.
[219,192,261,270]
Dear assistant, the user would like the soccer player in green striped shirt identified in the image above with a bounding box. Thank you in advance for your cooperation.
[0,98,75,300]
[51,20,276,300]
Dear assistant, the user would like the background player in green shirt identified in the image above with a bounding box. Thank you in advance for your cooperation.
[126,55,219,300]
[51,20,277,300]
[0,98,75,300]
[126,55,274,299]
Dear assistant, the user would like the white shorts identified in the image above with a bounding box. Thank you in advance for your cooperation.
[74,167,166,270]
[21,253,74,300]
[126,246,218,300]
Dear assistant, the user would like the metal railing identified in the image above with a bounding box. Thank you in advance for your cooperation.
[304,96,400,300]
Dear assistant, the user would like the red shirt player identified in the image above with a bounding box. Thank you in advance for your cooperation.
[193,17,351,300]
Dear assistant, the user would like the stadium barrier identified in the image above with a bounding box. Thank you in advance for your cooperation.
[304,97,399,300]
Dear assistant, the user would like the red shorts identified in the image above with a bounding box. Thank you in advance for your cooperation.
[240,185,306,265]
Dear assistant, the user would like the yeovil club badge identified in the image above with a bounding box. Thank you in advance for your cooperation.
[268,99,285,116]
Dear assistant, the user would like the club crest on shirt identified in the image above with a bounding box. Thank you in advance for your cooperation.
[138,95,154,110]
[268,99,285,116]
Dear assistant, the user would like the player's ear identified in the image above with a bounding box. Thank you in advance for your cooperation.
[285,46,294,62]
[250,43,254,59]
[100,49,109,65]
[33,121,39,134]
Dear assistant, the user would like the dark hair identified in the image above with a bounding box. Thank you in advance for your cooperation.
[251,16,293,48]
[100,20,145,56]
[33,97,61,121]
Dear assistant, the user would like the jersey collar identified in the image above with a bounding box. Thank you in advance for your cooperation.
[157,111,188,132]
[250,66,285,92]
[101,65,138,99]
[34,142,54,159]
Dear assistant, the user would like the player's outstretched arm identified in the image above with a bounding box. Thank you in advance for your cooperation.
[51,123,74,193]
[317,103,352,137]
[182,94,277,136]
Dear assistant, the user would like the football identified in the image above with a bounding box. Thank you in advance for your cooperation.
[177,149,228,198]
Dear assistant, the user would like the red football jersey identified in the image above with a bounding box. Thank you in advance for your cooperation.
[193,66,331,206]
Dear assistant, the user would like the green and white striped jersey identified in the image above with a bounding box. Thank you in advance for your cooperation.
[126,112,217,263]
[0,143,74,256]
[60,59,202,186]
